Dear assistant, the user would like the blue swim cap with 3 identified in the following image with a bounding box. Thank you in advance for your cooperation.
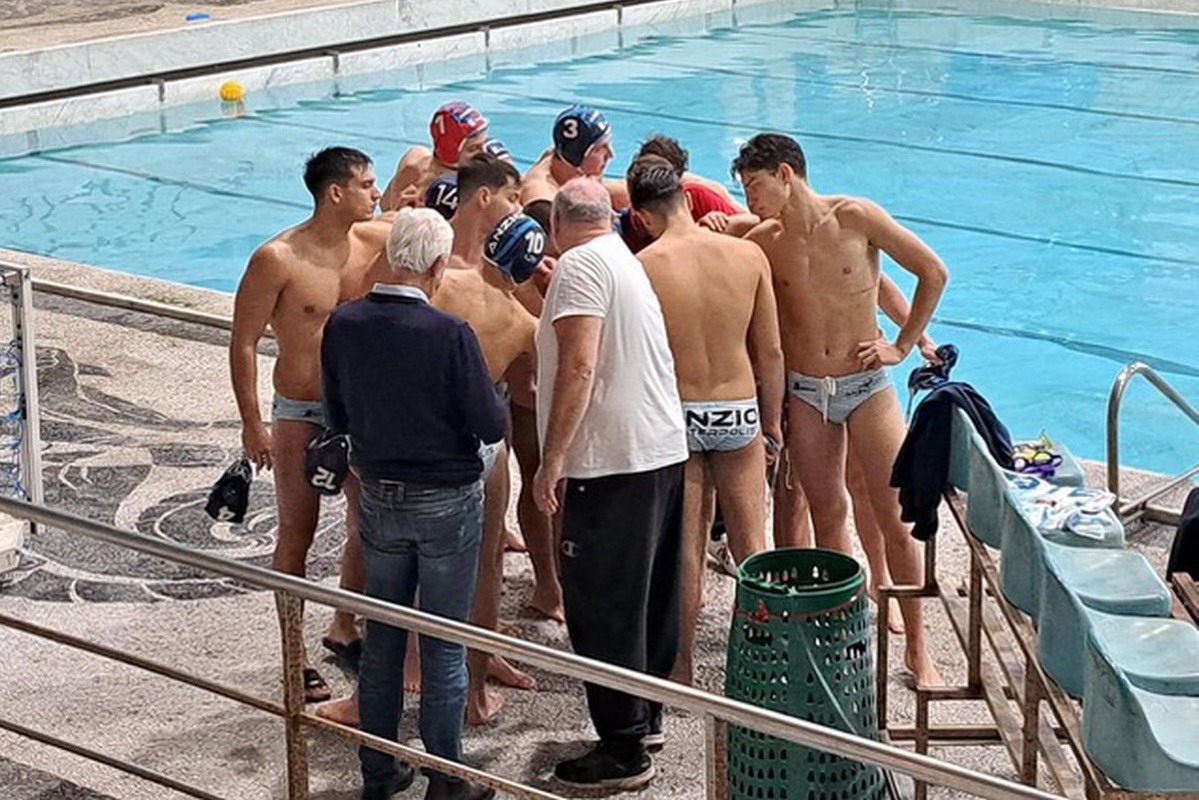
[424,173,459,220]
[553,105,611,168]
[485,213,546,283]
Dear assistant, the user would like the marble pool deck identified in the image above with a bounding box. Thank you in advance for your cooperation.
[2,0,1198,57]
[1,0,370,52]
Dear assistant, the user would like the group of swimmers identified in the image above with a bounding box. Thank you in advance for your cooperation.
[229,97,948,793]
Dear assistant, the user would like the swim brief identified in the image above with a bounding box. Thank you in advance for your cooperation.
[787,368,892,425]
[682,399,760,453]
[272,394,326,427]
[480,440,502,479]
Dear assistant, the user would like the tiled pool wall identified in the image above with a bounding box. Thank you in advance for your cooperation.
[0,0,815,157]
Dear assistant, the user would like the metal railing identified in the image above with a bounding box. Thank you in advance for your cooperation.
[31,277,243,334]
[1106,362,1199,525]
[0,494,1069,800]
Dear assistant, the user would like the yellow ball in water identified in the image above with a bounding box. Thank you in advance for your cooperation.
[219,81,245,102]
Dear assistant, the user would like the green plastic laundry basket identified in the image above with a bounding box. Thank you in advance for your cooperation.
[725,548,886,800]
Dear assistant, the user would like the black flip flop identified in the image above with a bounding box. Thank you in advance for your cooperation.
[322,636,363,673]
[303,667,332,703]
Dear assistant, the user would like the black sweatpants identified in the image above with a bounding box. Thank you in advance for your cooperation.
[559,460,685,754]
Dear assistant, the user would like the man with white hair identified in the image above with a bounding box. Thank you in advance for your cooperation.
[532,178,688,791]
[322,207,502,800]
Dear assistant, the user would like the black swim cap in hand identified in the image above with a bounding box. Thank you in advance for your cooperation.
[205,457,253,524]
[305,430,350,496]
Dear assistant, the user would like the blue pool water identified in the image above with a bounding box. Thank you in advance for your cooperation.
[1,0,1197,474]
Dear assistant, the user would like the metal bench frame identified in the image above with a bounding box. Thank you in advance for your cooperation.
[877,490,1199,800]
[1174,574,1199,624]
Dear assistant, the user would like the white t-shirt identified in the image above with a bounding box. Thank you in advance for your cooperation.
[537,232,688,480]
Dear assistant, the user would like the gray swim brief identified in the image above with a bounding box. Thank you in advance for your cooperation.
[272,394,326,427]
[479,380,512,478]
[787,368,892,424]
[682,399,760,453]
[480,440,503,479]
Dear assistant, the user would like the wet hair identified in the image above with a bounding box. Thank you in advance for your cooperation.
[456,153,521,204]
[304,147,372,204]
[637,135,688,176]
[523,199,553,238]
[627,155,684,215]
[730,134,806,180]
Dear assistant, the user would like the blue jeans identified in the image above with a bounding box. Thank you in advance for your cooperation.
[357,477,484,788]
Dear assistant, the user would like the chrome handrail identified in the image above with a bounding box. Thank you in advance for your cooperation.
[29,277,251,334]
[1106,362,1199,516]
[0,495,1067,800]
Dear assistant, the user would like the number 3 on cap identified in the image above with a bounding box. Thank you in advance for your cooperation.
[561,118,579,139]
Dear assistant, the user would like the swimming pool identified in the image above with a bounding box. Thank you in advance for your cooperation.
[1,0,1196,474]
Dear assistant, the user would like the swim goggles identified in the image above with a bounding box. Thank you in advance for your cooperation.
[1012,434,1062,478]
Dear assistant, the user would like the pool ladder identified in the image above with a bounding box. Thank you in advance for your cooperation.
[1107,362,1199,526]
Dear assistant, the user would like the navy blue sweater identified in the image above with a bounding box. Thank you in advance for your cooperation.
[321,287,506,485]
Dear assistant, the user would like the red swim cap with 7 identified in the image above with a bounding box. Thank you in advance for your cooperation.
[430,102,488,167]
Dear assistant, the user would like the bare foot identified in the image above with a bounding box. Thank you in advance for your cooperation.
[466,686,505,726]
[868,588,906,636]
[487,655,536,690]
[528,587,565,623]
[503,526,528,552]
[404,637,421,694]
[905,648,943,688]
[315,694,359,727]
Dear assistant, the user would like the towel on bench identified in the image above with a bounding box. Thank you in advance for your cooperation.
[891,382,1013,541]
